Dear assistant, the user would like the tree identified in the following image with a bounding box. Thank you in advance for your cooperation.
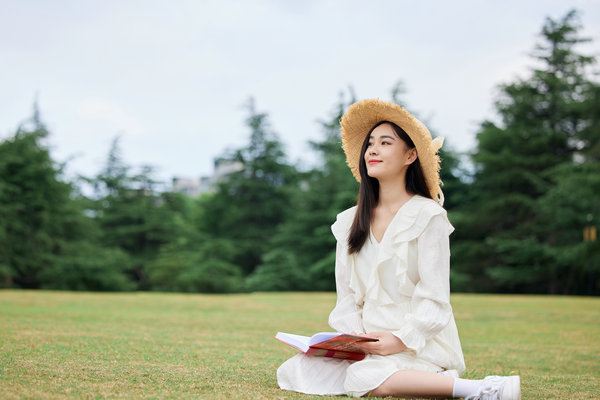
[248,91,358,291]
[0,107,133,290]
[90,138,179,288]
[452,9,599,294]
[199,99,298,275]
[0,112,68,288]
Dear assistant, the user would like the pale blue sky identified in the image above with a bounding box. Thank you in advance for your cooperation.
[1,0,599,182]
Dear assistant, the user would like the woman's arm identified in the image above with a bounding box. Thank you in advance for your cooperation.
[392,213,453,354]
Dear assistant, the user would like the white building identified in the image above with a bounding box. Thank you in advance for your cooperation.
[172,159,244,196]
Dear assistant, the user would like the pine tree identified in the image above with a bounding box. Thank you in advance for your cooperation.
[91,138,177,288]
[200,99,297,275]
[247,91,358,291]
[0,112,67,287]
[0,107,134,290]
[452,9,599,293]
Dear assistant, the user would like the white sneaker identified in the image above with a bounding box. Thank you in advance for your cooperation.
[465,375,521,400]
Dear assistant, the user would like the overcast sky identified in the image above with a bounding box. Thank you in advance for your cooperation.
[1,0,599,183]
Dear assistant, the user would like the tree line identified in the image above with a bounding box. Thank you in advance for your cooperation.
[1,10,598,295]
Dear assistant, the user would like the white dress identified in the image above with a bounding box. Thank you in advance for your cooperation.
[277,195,466,397]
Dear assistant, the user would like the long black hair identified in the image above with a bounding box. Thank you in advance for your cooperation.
[347,121,431,254]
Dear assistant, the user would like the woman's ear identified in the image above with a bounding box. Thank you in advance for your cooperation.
[406,148,418,165]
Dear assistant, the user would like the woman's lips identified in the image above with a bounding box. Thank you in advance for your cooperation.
[368,160,382,165]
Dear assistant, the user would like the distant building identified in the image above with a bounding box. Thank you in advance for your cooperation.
[172,159,244,196]
[212,158,244,183]
[171,177,209,197]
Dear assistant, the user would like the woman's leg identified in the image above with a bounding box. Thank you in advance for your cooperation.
[367,371,521,399]
[368,370,454,398]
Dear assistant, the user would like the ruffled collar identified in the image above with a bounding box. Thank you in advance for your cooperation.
[332,195,453,306]
[331,195,448,242]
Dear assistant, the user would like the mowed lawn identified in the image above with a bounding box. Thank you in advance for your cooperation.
[0,291,598,399]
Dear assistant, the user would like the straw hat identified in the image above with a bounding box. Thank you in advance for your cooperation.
[340,98,445,205]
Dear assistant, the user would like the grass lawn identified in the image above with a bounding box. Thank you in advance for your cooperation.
[0,291,598,399]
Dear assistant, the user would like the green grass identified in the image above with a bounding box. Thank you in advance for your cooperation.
[0,291,598,399]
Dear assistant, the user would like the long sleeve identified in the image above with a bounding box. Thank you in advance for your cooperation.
[328,240,365,334]
[392,214,453,354]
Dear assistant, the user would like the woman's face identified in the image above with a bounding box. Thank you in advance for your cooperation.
[364,123,416,181]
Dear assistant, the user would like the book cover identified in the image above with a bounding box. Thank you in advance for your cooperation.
[275,331,378,361]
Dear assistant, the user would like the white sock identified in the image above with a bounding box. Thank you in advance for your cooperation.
[452,377,483,398]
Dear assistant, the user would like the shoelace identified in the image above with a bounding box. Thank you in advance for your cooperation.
[465,385,502,400]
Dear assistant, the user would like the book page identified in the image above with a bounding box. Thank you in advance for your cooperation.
[307,332,340,346]
[275,332,311,352]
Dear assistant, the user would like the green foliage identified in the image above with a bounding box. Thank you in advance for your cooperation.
[246,248,306,291]
[175,260,244,293]
[39,242,134,291]
[307,251,337,291]
[438,145,470,210]
[246,91,358,291]
[148,237,244,293]
[452,9,600,294]
[534,162,600,293]
[2,10,598,295]
[0,114,77,288]
[90,138,185,288]
[199,99,297,276]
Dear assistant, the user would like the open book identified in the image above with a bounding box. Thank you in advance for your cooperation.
[275,331,378,361]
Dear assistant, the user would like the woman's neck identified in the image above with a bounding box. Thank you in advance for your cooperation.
[377,176,413,212]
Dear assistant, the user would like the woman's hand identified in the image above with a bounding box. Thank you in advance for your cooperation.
[353,331,407,356]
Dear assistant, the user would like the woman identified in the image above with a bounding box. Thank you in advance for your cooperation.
[277,99,521,399]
